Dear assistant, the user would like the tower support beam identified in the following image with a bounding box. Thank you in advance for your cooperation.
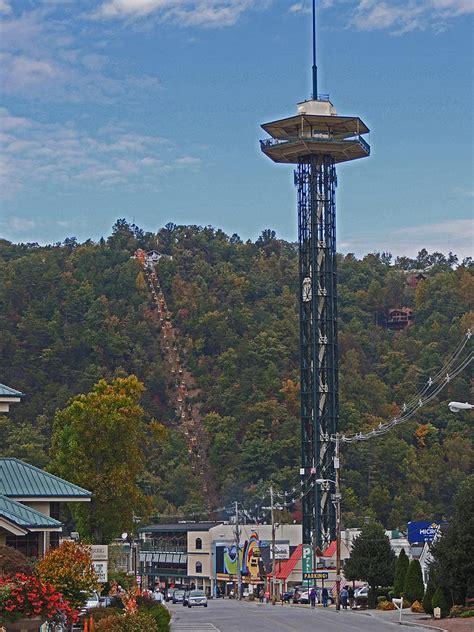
[297,155,338,548]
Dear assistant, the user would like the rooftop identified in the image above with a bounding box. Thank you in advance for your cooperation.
[0,494,62,531]
[139,522,222,534]
[0,458,92,499]
[0,384,24,398]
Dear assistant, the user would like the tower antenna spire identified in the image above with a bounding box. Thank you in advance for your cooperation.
[312,0,318,99]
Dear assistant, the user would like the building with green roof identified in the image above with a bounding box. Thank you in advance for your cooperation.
[0,458,91,558]
[0,383,24,413]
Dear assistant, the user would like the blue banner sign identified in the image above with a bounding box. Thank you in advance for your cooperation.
[407,520,446,543]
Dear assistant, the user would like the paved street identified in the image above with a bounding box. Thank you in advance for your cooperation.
[169,599,404,632]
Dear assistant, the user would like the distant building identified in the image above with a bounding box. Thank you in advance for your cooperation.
[386,307,415,331]
[137,522,301,597]
[0,383,24,413]
[406,272,427,288]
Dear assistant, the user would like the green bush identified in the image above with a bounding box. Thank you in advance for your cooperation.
[403,560,424,604]
[460,610,474,618]
[422,579,435,615]
[83,607,121,622]
[145,604,171,631]
[393,550,409,598]
[95,611,161,631]
[432,587,450,618]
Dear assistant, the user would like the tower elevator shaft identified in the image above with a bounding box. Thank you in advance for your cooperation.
[297,155,338,548]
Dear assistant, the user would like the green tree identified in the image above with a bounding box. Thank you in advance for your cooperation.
[50,375,151,543]
[403,559,424,604]
[431,587,450,618]
[344,522,396,607]
[422,577,435,615]
[428,475,474,605]
[393,549,409,598]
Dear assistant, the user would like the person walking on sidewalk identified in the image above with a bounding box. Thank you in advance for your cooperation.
[309,587,316,608]
[321,587,329,607]
[340,586,349,610]
[348,586,355,609]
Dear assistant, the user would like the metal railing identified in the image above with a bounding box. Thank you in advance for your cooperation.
[260,135,370,153]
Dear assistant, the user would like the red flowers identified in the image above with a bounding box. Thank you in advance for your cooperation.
[0,573,78,624]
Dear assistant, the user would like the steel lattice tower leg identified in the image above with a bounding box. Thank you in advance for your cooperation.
[296,155,338,549]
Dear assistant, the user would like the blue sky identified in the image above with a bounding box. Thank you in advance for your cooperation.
[0,0,472,258]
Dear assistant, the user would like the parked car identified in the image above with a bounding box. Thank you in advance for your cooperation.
[187,589,208,608]
[355,586,368,598]
[282,589,296,603]
[172,589,185,604]
[79,591,101,616]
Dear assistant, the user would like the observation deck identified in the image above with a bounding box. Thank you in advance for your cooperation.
[260,99,370,164]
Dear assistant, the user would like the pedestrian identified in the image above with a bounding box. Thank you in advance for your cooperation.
[340,586,349,610]
[153,588,164,604]
[348,585,355,609]
[322,586,329,607]
[293,589,299,604]
[309,587,316,608]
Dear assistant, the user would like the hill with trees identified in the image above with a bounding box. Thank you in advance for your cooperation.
[0,220,472,534]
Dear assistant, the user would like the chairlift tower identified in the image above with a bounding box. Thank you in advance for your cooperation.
[260,3,370,548]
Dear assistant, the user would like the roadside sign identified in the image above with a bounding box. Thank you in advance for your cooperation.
[302,545,312,575]
[90,545,108,561]
[92,561,108,583]
[303,572,328,580]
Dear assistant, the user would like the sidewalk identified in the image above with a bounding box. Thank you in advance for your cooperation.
[352,607,473,632]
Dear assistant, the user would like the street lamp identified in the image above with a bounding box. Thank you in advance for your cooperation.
[448,401,473,412]
[315,475,342,612]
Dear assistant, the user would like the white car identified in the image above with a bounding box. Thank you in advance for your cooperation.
[354,586,368,598]
[187,589,208,608]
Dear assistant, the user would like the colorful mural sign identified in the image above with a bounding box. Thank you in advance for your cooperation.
[218,531,287,582]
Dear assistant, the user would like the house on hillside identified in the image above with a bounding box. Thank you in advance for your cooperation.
[386,307,415,331]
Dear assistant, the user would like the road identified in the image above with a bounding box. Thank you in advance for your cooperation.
[169,599,402,632]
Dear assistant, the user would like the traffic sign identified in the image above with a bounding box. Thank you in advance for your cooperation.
[303,572,328,580]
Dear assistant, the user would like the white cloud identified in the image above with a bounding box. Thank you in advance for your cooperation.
[350,0,474,33]
[0,9,160,102]
[0,0,11,14]
[0,216,36,232]
[0,108,203,198]
[93,0,261,26]
[341,219,474,259]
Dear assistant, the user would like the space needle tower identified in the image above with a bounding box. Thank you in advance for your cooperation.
[260,2,370,548]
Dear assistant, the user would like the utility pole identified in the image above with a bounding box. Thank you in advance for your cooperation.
[270,485,276,604]
[335,434,341,611]
[234,501,242,600]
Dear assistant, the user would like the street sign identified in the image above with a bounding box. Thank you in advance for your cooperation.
[90,545,108,561]
[302,545,312,575]
[303,572,328,581]
[92,561,108,583]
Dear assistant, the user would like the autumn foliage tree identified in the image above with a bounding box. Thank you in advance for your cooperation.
[50,375,151,543]
[37,540,99,610]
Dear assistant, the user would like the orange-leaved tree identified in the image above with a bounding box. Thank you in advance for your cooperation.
[37,540,99,610]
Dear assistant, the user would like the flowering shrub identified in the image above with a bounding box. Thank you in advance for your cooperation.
[0,573,78,625]
[95,611,161,631]
[37,540,99,611]
[377,600,396,610]
[411,600,424,613]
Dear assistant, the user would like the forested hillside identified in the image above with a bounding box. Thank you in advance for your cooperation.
[1,221,472,530]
